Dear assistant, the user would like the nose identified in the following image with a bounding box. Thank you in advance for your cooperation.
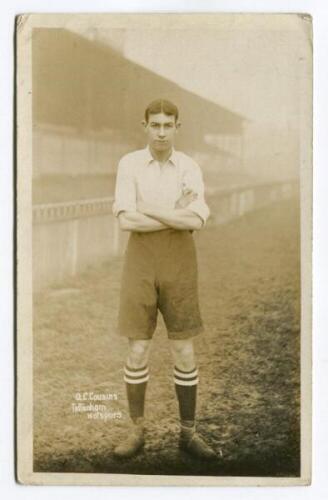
[158,126,166,138]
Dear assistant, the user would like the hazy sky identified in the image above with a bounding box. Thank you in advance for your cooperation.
[67,15,308,129]
[66,15,310,179]
[123,28,302,128]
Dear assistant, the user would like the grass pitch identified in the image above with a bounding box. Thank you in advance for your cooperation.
[33,198,300,476]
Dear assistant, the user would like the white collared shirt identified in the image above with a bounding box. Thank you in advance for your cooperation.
[112,147,210,224]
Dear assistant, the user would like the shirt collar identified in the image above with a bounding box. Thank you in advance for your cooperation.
[144,146,178,167]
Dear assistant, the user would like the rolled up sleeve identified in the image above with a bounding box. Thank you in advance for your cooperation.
[112,156,137,217]
[182,163,210,225]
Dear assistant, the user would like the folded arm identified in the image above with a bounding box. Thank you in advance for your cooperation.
[118,211,169,232]
[137,201,203,231]
[113,156,208,232]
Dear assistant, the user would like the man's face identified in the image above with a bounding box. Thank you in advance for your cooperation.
[144,112,179,152]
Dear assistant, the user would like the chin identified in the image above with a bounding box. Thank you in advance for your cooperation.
[153,142,171,151]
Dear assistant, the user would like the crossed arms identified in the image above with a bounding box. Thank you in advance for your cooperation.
[118,190,203,232]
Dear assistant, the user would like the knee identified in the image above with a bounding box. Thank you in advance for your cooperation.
[171,340,195,371]
[127,340,150,369]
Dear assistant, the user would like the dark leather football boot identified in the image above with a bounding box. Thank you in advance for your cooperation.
[113,418,145,458]
[179,426,217,460]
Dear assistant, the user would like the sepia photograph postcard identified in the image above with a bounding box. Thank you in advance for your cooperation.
[16,12,312,486]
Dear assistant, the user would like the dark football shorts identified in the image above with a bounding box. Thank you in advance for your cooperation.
[118,229,204,340]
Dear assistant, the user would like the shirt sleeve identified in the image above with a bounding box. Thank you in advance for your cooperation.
[112,156,137,217]
[182,162,210,225]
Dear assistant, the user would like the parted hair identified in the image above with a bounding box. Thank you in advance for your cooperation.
[144,99,179,123]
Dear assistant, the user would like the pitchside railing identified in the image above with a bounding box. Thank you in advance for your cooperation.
[32,180,299,291]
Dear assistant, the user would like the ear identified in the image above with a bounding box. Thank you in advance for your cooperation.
[176,121,181,131]
[141,119,147,129]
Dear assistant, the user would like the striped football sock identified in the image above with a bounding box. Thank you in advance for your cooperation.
[174,365,199,423]
[124,364,149,423]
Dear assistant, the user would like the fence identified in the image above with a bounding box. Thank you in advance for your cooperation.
[32,180,299,291]
[207,180,298,225]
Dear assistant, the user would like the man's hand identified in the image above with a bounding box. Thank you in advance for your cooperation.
[137,203,203,231]
[135,189,203,231]
[137,189,198,213]
[175,188,198,209]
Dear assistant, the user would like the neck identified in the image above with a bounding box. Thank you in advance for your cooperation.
[149,145,173,164]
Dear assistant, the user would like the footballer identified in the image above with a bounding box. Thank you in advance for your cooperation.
[112,99,216,460]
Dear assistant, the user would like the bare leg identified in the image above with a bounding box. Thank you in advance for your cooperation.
[169,338,196,372]
[127,338,152,369]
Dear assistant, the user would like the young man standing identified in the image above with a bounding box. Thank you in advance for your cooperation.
[112,99,216,460]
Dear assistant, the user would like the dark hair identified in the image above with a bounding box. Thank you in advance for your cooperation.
[144,99,179,123]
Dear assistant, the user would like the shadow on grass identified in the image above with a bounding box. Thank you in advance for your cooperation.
[34,434,300,477]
